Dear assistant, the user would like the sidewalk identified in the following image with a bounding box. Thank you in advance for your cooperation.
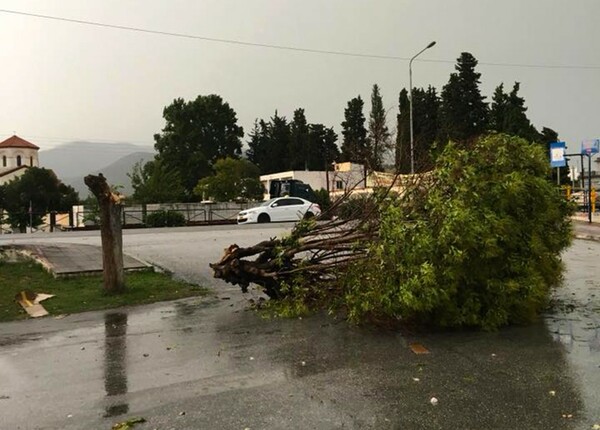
[572,216,600,241]
[572,211,600,224]
[1,243,149,276]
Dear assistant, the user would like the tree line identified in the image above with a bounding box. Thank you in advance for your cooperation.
[395,52,558,173]
[0,51,562,218]
[130,51,559,203]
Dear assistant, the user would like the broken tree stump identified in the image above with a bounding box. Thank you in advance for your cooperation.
[84,173,125,294]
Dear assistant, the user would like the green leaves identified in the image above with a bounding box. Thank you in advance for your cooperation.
[343,134,573,329]
[154,95,244,196]
[128,158,185,204]
[340,96,368,165]
[193,157,263,202]
[2,167,79,232]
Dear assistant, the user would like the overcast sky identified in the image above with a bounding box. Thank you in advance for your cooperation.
[1,0,599,155]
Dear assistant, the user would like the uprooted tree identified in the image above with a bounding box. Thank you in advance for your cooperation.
[84,173,125,294]
[211,134,574,329]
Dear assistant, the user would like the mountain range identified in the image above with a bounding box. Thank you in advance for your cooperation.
[39,141,156,197]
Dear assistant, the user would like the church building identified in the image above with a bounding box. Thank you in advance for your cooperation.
[0,135,40,186]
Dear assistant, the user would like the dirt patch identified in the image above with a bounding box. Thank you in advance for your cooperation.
[0,247,31,264]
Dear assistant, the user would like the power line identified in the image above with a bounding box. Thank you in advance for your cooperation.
[1,8,599,71]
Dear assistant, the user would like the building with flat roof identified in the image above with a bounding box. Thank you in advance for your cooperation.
[259,162,404,200]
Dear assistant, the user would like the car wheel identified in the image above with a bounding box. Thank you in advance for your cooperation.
[257,213,271,223]
[304,211,315,220]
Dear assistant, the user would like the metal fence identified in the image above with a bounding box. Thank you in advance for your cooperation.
[0,210,72,234]
[72,202,253,229]
[0,203,254,234]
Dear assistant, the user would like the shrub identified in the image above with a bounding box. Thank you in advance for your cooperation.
[341,134,574,329]
[312,188,332,214]
[145,210,186,227]
[334,194,377,220]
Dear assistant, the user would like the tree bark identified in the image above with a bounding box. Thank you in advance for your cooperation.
[84,174,125,294]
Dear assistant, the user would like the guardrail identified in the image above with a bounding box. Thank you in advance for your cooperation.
[77,204,249,229]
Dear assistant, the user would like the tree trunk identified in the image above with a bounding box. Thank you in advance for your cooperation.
[84,174,125,294]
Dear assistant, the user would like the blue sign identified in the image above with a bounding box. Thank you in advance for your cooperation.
[550,141,566,167]
[581,139,600,155]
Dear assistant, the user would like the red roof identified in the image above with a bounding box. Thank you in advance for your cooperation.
[0,135,39,150]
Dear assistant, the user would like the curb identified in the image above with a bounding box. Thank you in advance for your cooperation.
[574,234,600,242]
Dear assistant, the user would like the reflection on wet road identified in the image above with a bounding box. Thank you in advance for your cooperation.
[545,239,600,426]
[104,312,128,417]
[0,239,598,429]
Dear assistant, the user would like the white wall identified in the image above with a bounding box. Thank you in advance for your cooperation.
[0,166,29,186]
[0,147,39,174]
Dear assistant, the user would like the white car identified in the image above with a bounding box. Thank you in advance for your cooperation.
[237,197,321,224]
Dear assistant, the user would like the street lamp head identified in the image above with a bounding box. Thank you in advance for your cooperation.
[427,41,436,49]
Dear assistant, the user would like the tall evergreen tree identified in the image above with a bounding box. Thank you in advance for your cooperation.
[395,89,411,173]
[440,52,489,143]
[248,110,339,175]
[246,119,271,173]
[395,86,440,173]
[289,108,310,170]
[539,127,558,145]
[307,124,339,171]
[490,82,539,141]
[269,112,291,173]
[489,83,509,132]
[340,96,368,167]
[367,84,390,171]
[413,86,441,170]
[246,112,291,175]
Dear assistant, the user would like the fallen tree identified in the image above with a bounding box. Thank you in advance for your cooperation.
[210,175,425,299]
[211,134,574,329]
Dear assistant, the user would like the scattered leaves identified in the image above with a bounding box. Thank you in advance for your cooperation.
[111,417,146,430]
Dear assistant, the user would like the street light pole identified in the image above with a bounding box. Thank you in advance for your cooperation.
[409,41,436,174]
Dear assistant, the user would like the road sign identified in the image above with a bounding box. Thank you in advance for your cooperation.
[581,139,600,155]
[550,141,566,167]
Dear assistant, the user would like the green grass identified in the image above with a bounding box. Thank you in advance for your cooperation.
[0,259,208,322]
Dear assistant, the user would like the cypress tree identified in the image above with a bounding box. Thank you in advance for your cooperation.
[395,86,440,173]
[340,96,368,166]
[413,86,441,170]
[490,82,539,142]
[308,124,339,171]
[367,84,390,171]
[246,119,272,174]
[440,52,489,143]
[268,111,291,173]
[289,108,310,170]
[395,89,411,173]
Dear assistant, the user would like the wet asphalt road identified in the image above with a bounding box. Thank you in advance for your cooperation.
[0,225,599,429]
